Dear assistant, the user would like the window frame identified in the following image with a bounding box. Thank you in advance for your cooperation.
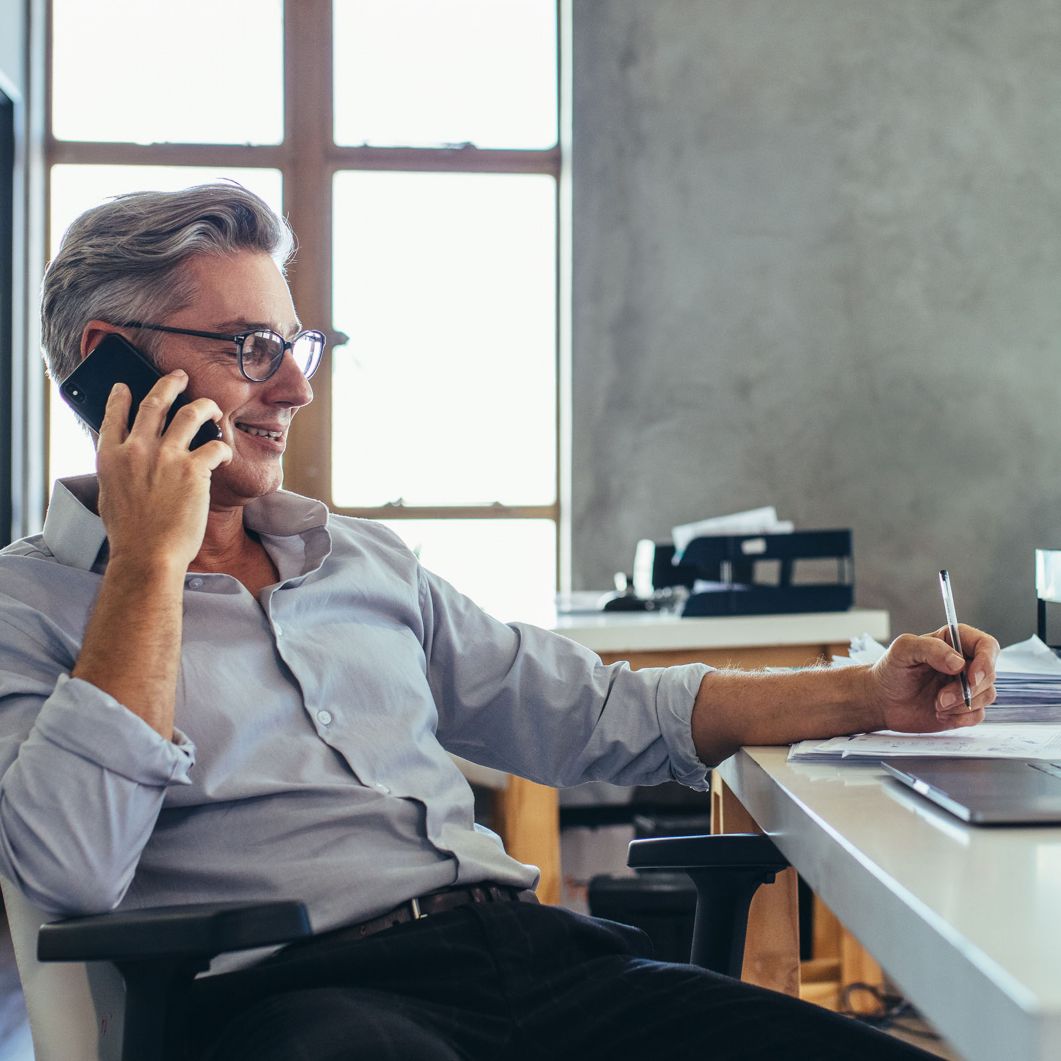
[44,0,563,567]
[0,84,15,547]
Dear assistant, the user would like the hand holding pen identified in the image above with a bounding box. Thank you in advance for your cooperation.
[938,569,972,708]
[863,573,998,734]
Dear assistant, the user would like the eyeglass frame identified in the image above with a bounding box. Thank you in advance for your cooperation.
[117,320,327,382]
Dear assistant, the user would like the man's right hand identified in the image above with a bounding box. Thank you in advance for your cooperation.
[95,369,232,573]
[72,370,231,739]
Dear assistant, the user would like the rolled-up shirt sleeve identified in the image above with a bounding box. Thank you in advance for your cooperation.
[419,569,712,791]
[0,616,195,916]
[33,675,194,784]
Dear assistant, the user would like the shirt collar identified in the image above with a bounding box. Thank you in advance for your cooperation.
[43,475,331,573]
[244,489,330,537]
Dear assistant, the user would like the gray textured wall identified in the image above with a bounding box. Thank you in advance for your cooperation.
[571,0,1061,645]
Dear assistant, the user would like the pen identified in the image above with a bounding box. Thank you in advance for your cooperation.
[938,569,972,708]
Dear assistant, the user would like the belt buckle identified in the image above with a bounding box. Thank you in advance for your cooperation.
[410,897,427,920]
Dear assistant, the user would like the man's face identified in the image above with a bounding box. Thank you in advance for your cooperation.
[150,250,314,508]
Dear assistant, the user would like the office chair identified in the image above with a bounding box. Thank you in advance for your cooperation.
[1,877,311,1061]
[622,832,788,976]
[3,834,785,1061]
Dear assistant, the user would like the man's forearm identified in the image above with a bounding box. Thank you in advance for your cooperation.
[690,666,884,766]
[71,558,186,740]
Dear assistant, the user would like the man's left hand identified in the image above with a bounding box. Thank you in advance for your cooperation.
[867,625,999,733]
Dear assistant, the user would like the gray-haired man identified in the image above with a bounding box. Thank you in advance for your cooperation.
[0,183,995,1059]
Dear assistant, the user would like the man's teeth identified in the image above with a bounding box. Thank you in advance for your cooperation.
[237,423,283,439]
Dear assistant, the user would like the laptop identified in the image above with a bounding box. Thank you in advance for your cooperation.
[881,758,1061,824]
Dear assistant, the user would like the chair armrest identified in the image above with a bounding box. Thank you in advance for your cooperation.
[37,900,312,963]
[628,832,786,871]
[627,834,789,976]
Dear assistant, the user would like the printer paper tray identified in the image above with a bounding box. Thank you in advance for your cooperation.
[681,584,853,617]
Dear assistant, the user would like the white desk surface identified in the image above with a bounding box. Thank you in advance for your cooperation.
[718,747,1061,1061]
[548,608,890,654]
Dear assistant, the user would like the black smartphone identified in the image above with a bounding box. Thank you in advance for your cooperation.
[58,333,224,451]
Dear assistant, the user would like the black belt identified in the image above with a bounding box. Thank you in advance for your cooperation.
[283,884,539,952]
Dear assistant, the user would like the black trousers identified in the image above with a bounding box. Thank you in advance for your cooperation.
[184,901,936,1061]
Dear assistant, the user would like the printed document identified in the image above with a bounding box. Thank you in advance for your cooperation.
[789,723,1061,763]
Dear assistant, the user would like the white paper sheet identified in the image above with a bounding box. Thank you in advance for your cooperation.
[995,635,1061,675]
[671,507,794,556]
[789,723,1061,763]
[839,633,1061,676]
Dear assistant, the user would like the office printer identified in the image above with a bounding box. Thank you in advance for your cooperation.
[631,529,854,617]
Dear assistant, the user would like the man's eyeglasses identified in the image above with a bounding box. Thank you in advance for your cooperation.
[121,321,327,383]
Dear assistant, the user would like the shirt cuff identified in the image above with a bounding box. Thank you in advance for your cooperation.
[656,663,713,790]
[32,674,196,786]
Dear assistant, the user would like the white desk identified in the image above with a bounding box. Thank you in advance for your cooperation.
[551,607,889,660]
[717,747,1061,1061]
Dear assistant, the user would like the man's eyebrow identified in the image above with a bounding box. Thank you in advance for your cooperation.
[214,318,303,336]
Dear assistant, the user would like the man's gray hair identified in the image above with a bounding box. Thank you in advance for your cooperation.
[40,182,295,382]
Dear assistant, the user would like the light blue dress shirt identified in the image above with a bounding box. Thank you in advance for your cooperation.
[0,476,710,972]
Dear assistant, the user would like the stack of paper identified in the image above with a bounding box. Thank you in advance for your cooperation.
[671,507,794,556]
[789,724,1061,764]
[988,673,1061,722]
[788,635,1061,763]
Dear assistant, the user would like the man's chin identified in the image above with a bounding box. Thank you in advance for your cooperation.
[209,469,284,508]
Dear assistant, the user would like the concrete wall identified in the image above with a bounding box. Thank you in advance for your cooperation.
[571,0,1061,645]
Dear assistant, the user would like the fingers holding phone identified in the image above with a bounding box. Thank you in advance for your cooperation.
[100,368,231,463]
[122,366,194,440]
[88,351,231,570]
[162,395,233,471]
[62,333,224,447]
[98,366,185,442]
[97,377,133,446]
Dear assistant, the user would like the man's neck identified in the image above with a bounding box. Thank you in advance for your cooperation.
[191,508,280,598]
[193,505,257,575]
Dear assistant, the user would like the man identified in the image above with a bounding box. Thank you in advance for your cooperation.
[0,183,996,1060]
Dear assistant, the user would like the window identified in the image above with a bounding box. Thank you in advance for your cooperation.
[46,0,561,619]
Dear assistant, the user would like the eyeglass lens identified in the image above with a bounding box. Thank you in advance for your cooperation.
[240,330,324,381]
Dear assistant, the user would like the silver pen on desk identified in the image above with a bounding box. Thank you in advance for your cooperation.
[938,569,972,708]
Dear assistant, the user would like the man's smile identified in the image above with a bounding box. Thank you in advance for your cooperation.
[234,420,286,441]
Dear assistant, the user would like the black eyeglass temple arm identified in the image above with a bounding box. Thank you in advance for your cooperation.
[122,322,242,343]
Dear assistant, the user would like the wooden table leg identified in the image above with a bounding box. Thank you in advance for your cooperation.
[802,897,885,1013]
[710,773,884,1011]
[493,777,562,905]
[710,772,801,996]
[839,922,885,1014]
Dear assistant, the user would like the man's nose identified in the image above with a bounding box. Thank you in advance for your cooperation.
[267,351,315,407]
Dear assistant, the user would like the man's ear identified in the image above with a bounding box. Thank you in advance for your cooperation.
[79,320,126,361]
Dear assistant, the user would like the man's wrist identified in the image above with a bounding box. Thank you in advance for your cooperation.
[105,551,188,589]
[786,664,885,736]
[852,663,888,733]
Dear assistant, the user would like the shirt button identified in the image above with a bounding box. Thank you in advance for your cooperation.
[187,578,204,590]
[316,709,333,726]
[372,782,391,795]
[274,624,284,638]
